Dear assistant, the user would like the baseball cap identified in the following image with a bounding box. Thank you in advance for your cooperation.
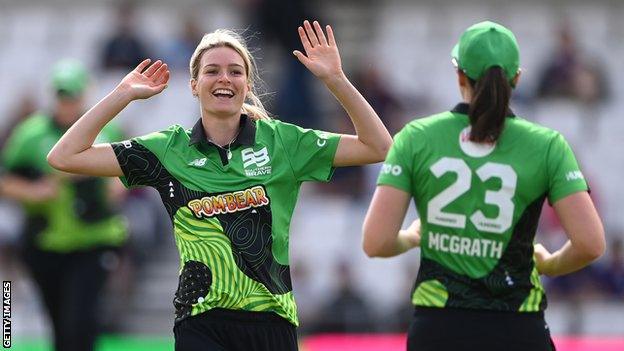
[451,21,520,82]
[51,59,89,97]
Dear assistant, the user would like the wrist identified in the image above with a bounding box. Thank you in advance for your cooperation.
[539,256,557,277]
[322,71,348,88]
[112,84,136,104]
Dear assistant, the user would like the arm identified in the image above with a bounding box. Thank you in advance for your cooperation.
[534,192,605,277]
[47,59,170,176]
[0,174,57,203]
[362,185,420,257]
[293,20,392,167]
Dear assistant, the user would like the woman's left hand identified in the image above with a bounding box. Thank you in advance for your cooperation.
[533,243,553,275]
[293,20,343,82]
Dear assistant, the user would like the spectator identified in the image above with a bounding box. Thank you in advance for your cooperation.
[313,261,375,333]
[239,0,320,128]
[594,237,624,298]
[101,1,150,71]
[536,22,609,104]
[159,14,205,71]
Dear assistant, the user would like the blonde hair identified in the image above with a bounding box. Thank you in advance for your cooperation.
[190,29,270,121]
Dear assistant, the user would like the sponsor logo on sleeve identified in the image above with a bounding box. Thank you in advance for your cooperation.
[565,171,584,181]
[317,132,329,147]
[381,163,402,176]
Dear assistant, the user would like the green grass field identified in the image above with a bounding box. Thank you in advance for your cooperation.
[9,335,174,351]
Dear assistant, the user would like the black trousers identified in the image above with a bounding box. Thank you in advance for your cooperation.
[22,246,115,351]
[174,308,298,351]
[407,307,555,351]
[407,307,556,351]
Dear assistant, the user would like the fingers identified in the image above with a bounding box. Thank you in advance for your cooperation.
[152,63,169,84]
[156,70,170,86]
[298,26,313,55]
[303,20,319,47]
[134,59,151,73]
[313,21,328,46]
[152,83,168,95]
[326,25,336,46]
[292,50,310,66]
[144,60,163,77]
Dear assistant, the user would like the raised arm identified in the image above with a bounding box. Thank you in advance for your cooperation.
[534,192,605,277]
[47,59,169,176]
[293,20,392,167]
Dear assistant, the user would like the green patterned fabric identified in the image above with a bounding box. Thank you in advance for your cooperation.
[111,115,340,326]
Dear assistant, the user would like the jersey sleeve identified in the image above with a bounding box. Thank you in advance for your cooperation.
[546,133,589,204]
[1,118,46,176]
[274,121,340,182]
[377,125,420,193]
[2,124,32,172]
[109,128,173,189]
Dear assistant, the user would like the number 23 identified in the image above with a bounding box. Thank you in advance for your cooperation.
[427,157,517,234]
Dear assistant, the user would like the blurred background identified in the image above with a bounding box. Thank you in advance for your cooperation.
[0,0,623,350]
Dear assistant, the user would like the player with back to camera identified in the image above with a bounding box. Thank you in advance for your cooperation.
[47,20,392,351]
[362,21,605,351]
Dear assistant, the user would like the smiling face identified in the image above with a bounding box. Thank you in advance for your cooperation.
[191,46,250,120]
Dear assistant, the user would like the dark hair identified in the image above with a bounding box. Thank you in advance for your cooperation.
[467,66,511,143]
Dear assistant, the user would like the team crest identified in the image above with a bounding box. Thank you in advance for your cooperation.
[241,147,272,176]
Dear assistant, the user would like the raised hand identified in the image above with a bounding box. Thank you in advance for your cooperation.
[117,59,170,101]
[293,20,343,82]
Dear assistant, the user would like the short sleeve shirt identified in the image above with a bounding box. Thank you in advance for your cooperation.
[1,114,127,252]
[111,115,340,326]
[378,103,587,312]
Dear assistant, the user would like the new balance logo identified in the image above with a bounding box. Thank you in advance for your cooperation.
[242,147,270,168]
[188,158,207,167]
[565,171,584,181]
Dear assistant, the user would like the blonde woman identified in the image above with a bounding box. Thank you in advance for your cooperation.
[48,21,391,350]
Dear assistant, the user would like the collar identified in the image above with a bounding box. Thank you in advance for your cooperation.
[188,114,256,147]
[451,102,516,118]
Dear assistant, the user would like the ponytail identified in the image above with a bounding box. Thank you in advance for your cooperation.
[468,66,511,143]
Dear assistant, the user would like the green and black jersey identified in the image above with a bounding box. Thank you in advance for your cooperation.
[1,113,127,252]
[378,103,588,313]
[111,115,340,326]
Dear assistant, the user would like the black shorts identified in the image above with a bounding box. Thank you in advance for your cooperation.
[173,308,298,351]
[407,307,556,351]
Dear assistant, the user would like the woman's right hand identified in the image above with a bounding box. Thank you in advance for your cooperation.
[115,59,170,101]
[402,218,422,248]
